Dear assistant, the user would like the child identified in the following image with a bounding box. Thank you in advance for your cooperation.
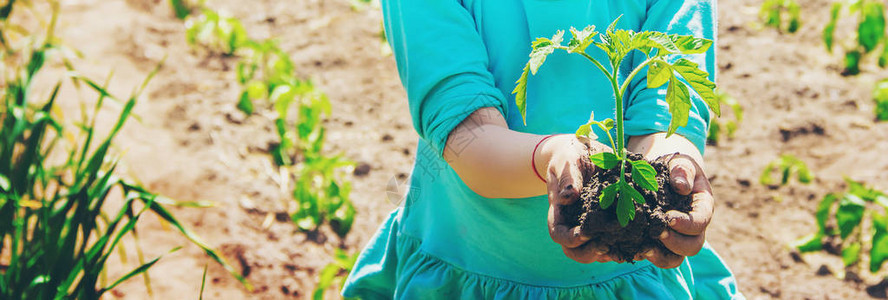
[344,0,743,298]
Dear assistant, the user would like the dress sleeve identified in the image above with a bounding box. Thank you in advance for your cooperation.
[381,0,509,156]
[622,0,717,153]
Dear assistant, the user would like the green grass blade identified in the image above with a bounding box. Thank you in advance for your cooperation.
[121,183,253,291]
[199,264,208,300]
[99,247,182,294]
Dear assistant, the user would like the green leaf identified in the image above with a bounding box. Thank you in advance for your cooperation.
[567,25,597,54]
[576,124,593,139]
[875,79,888,121]
[616,184,640,227]
[589,152,620,170]
[170,0,190,19]
[668,34,713,55]
[760,162,775,185]
[787,1,801,33]
[844,50,862,75]
[815,194,839,233]
[576,111,597,139]
[100,247,182,293]
[512,64,530,125]
[842,242,862,267]
[664,74,691,137]
[529,31,564,75]
[599,183,619,209]
[824,2,842,52]
[796,163,813,183]
[237,91,254,115]
[646,59,672,88]
[845,178,885,202]
[836,194,865,239]
[858,2,885,53]
[672,58,719,116]
[598,118,615,131]
[707,120,721,145]
[200,264,208,300]
[622,181,646,205]
[880,38,888,68]
[630,160,658,192]
[871,211,888,272]
[0,174,8,192]
[791,233,824,253]
[616,197,632,227]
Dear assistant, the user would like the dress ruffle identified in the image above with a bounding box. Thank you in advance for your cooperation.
[342,209,743,300]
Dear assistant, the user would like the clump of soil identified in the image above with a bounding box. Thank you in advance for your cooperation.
[561,153,692,263]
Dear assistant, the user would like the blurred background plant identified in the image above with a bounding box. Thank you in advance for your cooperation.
[707,89,743,146]
[760,0,802,33]
[0,0,249,297]
[793,179,888,277]
[760,154,814,187]
[823,0,887,75]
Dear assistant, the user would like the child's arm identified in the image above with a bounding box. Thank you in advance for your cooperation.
[445,107,619,264]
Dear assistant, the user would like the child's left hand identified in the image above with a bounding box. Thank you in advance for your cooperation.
[638,153,714,269]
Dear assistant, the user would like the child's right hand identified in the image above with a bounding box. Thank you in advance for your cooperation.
[536,134,620,263]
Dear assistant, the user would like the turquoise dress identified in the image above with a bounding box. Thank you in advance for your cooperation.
[343,0,744,298]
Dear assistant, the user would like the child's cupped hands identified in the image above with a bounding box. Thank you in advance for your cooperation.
[542,135,714,269]
[542,134,619,263]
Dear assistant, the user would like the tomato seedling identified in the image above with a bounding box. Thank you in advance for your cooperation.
[760,154,813,186]
[707,89,743,146]
[513,18,719,227]
[184,9,248,56]
[760,0,802,33]
[794,179,888,273]
[823,0,888,75]
[314,249,359,300]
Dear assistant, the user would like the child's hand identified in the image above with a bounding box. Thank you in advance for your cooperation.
[538,135,618,263]
[642,153,714,269]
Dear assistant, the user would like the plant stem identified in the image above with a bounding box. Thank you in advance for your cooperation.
[619,57,655,99]
[611,70,627,183]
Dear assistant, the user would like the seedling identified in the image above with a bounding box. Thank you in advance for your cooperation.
[313,249,359,300]
[760,154,813,186]
[184,9,248,56]
[760,0,802,33]
[793,179,888,274]
[874,79,888,121]
[514,18,719,227]
[185,16,358,237]
[823,0,888,75]
[707,90,743,146]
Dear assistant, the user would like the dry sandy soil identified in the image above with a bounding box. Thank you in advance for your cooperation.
[26,0,888,298]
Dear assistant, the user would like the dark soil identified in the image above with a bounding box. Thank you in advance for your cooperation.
[561,153,692,263]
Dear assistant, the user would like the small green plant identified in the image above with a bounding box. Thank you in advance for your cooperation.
[707,90,743,146]
[793,179,888,273]
[513,18,719,226]
[313,249,358,300]
[760,0,802,33]
[0,9,250,299]
[233,40,356,236]
[169,0,204,19]
[184,9,248,56]
[823,0,888,75]
[874,78,888,121]
[760,154,814,186]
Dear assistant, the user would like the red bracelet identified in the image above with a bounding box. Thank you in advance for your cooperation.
[532,134,557,183]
